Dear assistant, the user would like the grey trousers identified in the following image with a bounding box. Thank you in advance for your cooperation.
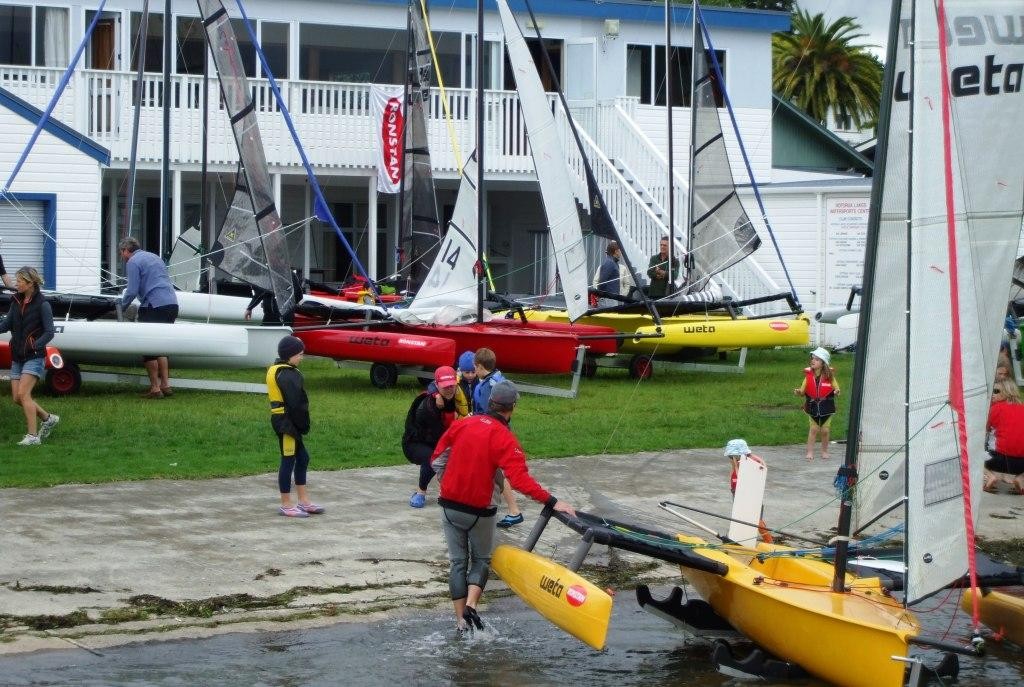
[440,506,495,600]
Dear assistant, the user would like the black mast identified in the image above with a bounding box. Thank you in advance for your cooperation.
[476,0,485,323]
[160,0,172,257]
[830,0,906,594]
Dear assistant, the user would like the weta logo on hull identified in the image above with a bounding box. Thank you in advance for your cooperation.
[539,574,565,600]
[348,335,391,348]
[682,325,716,334]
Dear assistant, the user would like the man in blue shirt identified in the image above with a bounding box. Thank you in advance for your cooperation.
[594,241,622,308]
[119,237,179,398]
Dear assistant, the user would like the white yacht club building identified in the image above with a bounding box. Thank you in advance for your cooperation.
[0,0,874,345]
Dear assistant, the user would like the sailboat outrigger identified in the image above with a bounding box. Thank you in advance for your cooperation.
[493,1,1024,684]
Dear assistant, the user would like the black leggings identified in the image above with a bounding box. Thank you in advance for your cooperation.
[985,451,1024,476]
[278,433,310,493]
[404,441,436,491]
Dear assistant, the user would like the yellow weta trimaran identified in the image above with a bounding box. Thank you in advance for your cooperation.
[493,1,1024,685]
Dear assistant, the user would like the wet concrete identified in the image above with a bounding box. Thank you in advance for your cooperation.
[2,444,1021,655]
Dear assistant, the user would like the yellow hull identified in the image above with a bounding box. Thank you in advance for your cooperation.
[492,544,613,650]
[676,535,919,687]
[523,310,809,354]
[962,587,1024,647]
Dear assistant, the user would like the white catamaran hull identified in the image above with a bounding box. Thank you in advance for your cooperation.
[37,321,288,369]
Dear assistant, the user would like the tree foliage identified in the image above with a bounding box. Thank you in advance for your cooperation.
[772,10,883,129]
[699,0,795,10]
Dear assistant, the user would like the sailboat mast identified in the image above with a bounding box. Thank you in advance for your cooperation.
[200,24,210,292]
[665,0,675,287]
[398,6,413,293]
[830,0,905,594]
[125,0,149,243]
[685,1,698,286]
[476,0,485,323]
[160,0,171,257]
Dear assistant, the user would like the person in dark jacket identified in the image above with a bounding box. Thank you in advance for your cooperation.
[404,365,461,508]
[430,380,575,632]
[266,335,323,517]
[244,271,304,326]
[594,241,622,307]
[646,236,680,299]
[0,266,59,446]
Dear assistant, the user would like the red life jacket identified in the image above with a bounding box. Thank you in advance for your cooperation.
[804,367,836,399]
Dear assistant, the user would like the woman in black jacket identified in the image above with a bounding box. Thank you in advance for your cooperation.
[0,266,59,445]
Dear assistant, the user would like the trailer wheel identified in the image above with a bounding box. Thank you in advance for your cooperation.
[45,363,82,396]
[369,362,399,389]
[580,356,598,378]
[628,355,653,380]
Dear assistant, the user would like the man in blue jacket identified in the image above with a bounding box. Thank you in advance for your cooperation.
[119,237,179,398]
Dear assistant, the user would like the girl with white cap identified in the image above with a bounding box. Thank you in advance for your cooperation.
[793,347,840,461]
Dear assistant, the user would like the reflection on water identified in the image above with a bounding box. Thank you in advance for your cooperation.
[1,592,1022,686]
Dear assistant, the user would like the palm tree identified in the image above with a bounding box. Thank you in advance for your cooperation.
[773,10,883,130]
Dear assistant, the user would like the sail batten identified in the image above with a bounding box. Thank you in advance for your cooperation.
[197,0,294,317]
[850,0,1024,605]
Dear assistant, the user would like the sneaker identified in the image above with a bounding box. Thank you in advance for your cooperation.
[409,492,426,508]
[463,606,484,630]
[496,513,524,528]
[17,434,41,446]
[39,414,60,440]
[297,502,325,515]
[278,505,309,518]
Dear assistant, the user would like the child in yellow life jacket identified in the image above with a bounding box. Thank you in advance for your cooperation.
[793,347,840,461]
[267,335,323,518]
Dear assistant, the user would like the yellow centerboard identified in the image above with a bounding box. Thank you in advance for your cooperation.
[491,544,613,650]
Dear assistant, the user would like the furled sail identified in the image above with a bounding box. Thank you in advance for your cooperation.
[496,0,589,321]
[685,13,760,292]
[394,151,481,325]
[197,0,295,318]
[850,0,1024,604]
[398,0,442,294]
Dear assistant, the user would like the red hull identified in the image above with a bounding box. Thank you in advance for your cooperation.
[485,319,620,356]
[392,323,584,374]
[295,329,455,368]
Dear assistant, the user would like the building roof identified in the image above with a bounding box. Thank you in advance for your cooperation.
[771,94,872,175]
[0,87,110,166]
[369,0,791,32]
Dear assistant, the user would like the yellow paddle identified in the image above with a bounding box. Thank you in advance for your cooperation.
[491,544,613,650]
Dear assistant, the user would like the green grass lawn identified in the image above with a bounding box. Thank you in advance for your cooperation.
[0,348,851,488]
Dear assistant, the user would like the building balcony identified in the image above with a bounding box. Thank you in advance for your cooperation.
[1,65,550,178]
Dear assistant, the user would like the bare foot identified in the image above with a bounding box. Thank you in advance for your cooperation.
[821,452,830,460]
[805,454,814,462]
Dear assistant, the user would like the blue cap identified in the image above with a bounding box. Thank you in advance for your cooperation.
[458,350,476,372]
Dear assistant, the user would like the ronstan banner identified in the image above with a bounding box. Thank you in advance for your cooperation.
[370,84,405,193]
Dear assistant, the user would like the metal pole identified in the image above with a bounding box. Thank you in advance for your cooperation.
[476,0,485,323]
[160,0,172,257]
[201,21,210,291]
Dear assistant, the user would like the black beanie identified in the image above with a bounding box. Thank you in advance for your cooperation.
[278,335,305,361]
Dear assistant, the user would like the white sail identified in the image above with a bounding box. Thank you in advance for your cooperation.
[395,151,484,324]
[852,0,1024,603]
[496,0,589,321]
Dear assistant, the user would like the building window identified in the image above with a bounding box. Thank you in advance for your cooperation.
[0,5,31,66]
[627,44,726,107]
[626,44,651,103]
[301,24,404,83]
[260,22,289,79]
[0,5,69,68]
[130,12,164,73]
[36,6,69,67]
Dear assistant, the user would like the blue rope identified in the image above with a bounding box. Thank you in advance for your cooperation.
[234,0,380,301]
[3,0,109,193]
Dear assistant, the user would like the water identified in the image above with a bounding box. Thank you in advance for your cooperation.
[2,593,1022,686]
